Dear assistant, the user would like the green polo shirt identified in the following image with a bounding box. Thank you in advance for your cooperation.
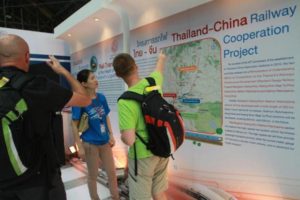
[118,71,163,159]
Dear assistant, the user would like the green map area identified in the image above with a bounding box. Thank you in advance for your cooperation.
[163,39,222,134]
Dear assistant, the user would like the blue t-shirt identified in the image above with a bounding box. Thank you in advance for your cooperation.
[72,93,110,145]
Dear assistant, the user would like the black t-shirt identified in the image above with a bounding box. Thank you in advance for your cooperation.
[21,74,72,188]
[1,66,73,189]
[22,74,73,138]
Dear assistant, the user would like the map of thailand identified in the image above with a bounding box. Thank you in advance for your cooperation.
[162,38,223,144]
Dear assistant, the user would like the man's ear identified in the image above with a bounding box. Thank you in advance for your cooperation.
[25,51,30,64]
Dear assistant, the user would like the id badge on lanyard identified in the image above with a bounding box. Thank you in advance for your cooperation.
[93,94,106,134]
[100,122,106,134]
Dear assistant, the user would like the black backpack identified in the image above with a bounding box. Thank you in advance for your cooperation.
[0,69,41,187]
[118,77,185,158]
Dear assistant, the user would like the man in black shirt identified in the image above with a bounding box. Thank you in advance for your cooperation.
[0,34,91,200]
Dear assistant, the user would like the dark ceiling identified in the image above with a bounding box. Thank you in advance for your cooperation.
[0,0,89,33]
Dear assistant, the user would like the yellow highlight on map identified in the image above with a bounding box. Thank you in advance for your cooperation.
[178,65,198,72]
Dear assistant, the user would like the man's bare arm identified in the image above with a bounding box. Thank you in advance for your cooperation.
[46,55,91,107]
[154,51,167,73]
[120,129,136,146]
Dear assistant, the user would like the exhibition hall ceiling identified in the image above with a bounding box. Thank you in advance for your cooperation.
[0,0,89,33]
[54,0,212,52]
[1,0,212,36]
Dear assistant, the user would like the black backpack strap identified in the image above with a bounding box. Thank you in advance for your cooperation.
[134,142,138,177]
[145,77,156,86]
[118,91,144,102]
[134,132,150,177]
[0,70,34,91]
[136,133,148,147]
[118,77,157,102]
[10,73,34,91]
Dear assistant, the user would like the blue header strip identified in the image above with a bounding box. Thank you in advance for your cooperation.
[30,54,70,60]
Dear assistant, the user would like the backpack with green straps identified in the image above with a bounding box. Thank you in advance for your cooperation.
[0,69,36,185]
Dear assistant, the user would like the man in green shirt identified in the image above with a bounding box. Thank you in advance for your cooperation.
[113,52,168,200]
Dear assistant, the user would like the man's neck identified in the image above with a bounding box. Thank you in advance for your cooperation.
[0,62,24,72]
[0,61,14,67]
[125,74,140,87]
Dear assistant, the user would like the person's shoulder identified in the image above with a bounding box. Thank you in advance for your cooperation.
[25,75,64,92]
[21,74,45,89]
[27,74,49,83]
[24,74,72,98]
[117,99,131,111]
[149,71,162,82]
[97,92,105,98]
[97,93,108,102]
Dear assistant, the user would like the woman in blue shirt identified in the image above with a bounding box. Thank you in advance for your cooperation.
[72,69,119,200]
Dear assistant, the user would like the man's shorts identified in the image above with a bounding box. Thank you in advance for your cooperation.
[128,155,169,200]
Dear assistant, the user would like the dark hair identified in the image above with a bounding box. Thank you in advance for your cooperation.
[112,53,135,78]
[77,69,92,83]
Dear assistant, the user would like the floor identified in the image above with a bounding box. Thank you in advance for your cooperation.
[61,159,202,200]
[61,159,128,200]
